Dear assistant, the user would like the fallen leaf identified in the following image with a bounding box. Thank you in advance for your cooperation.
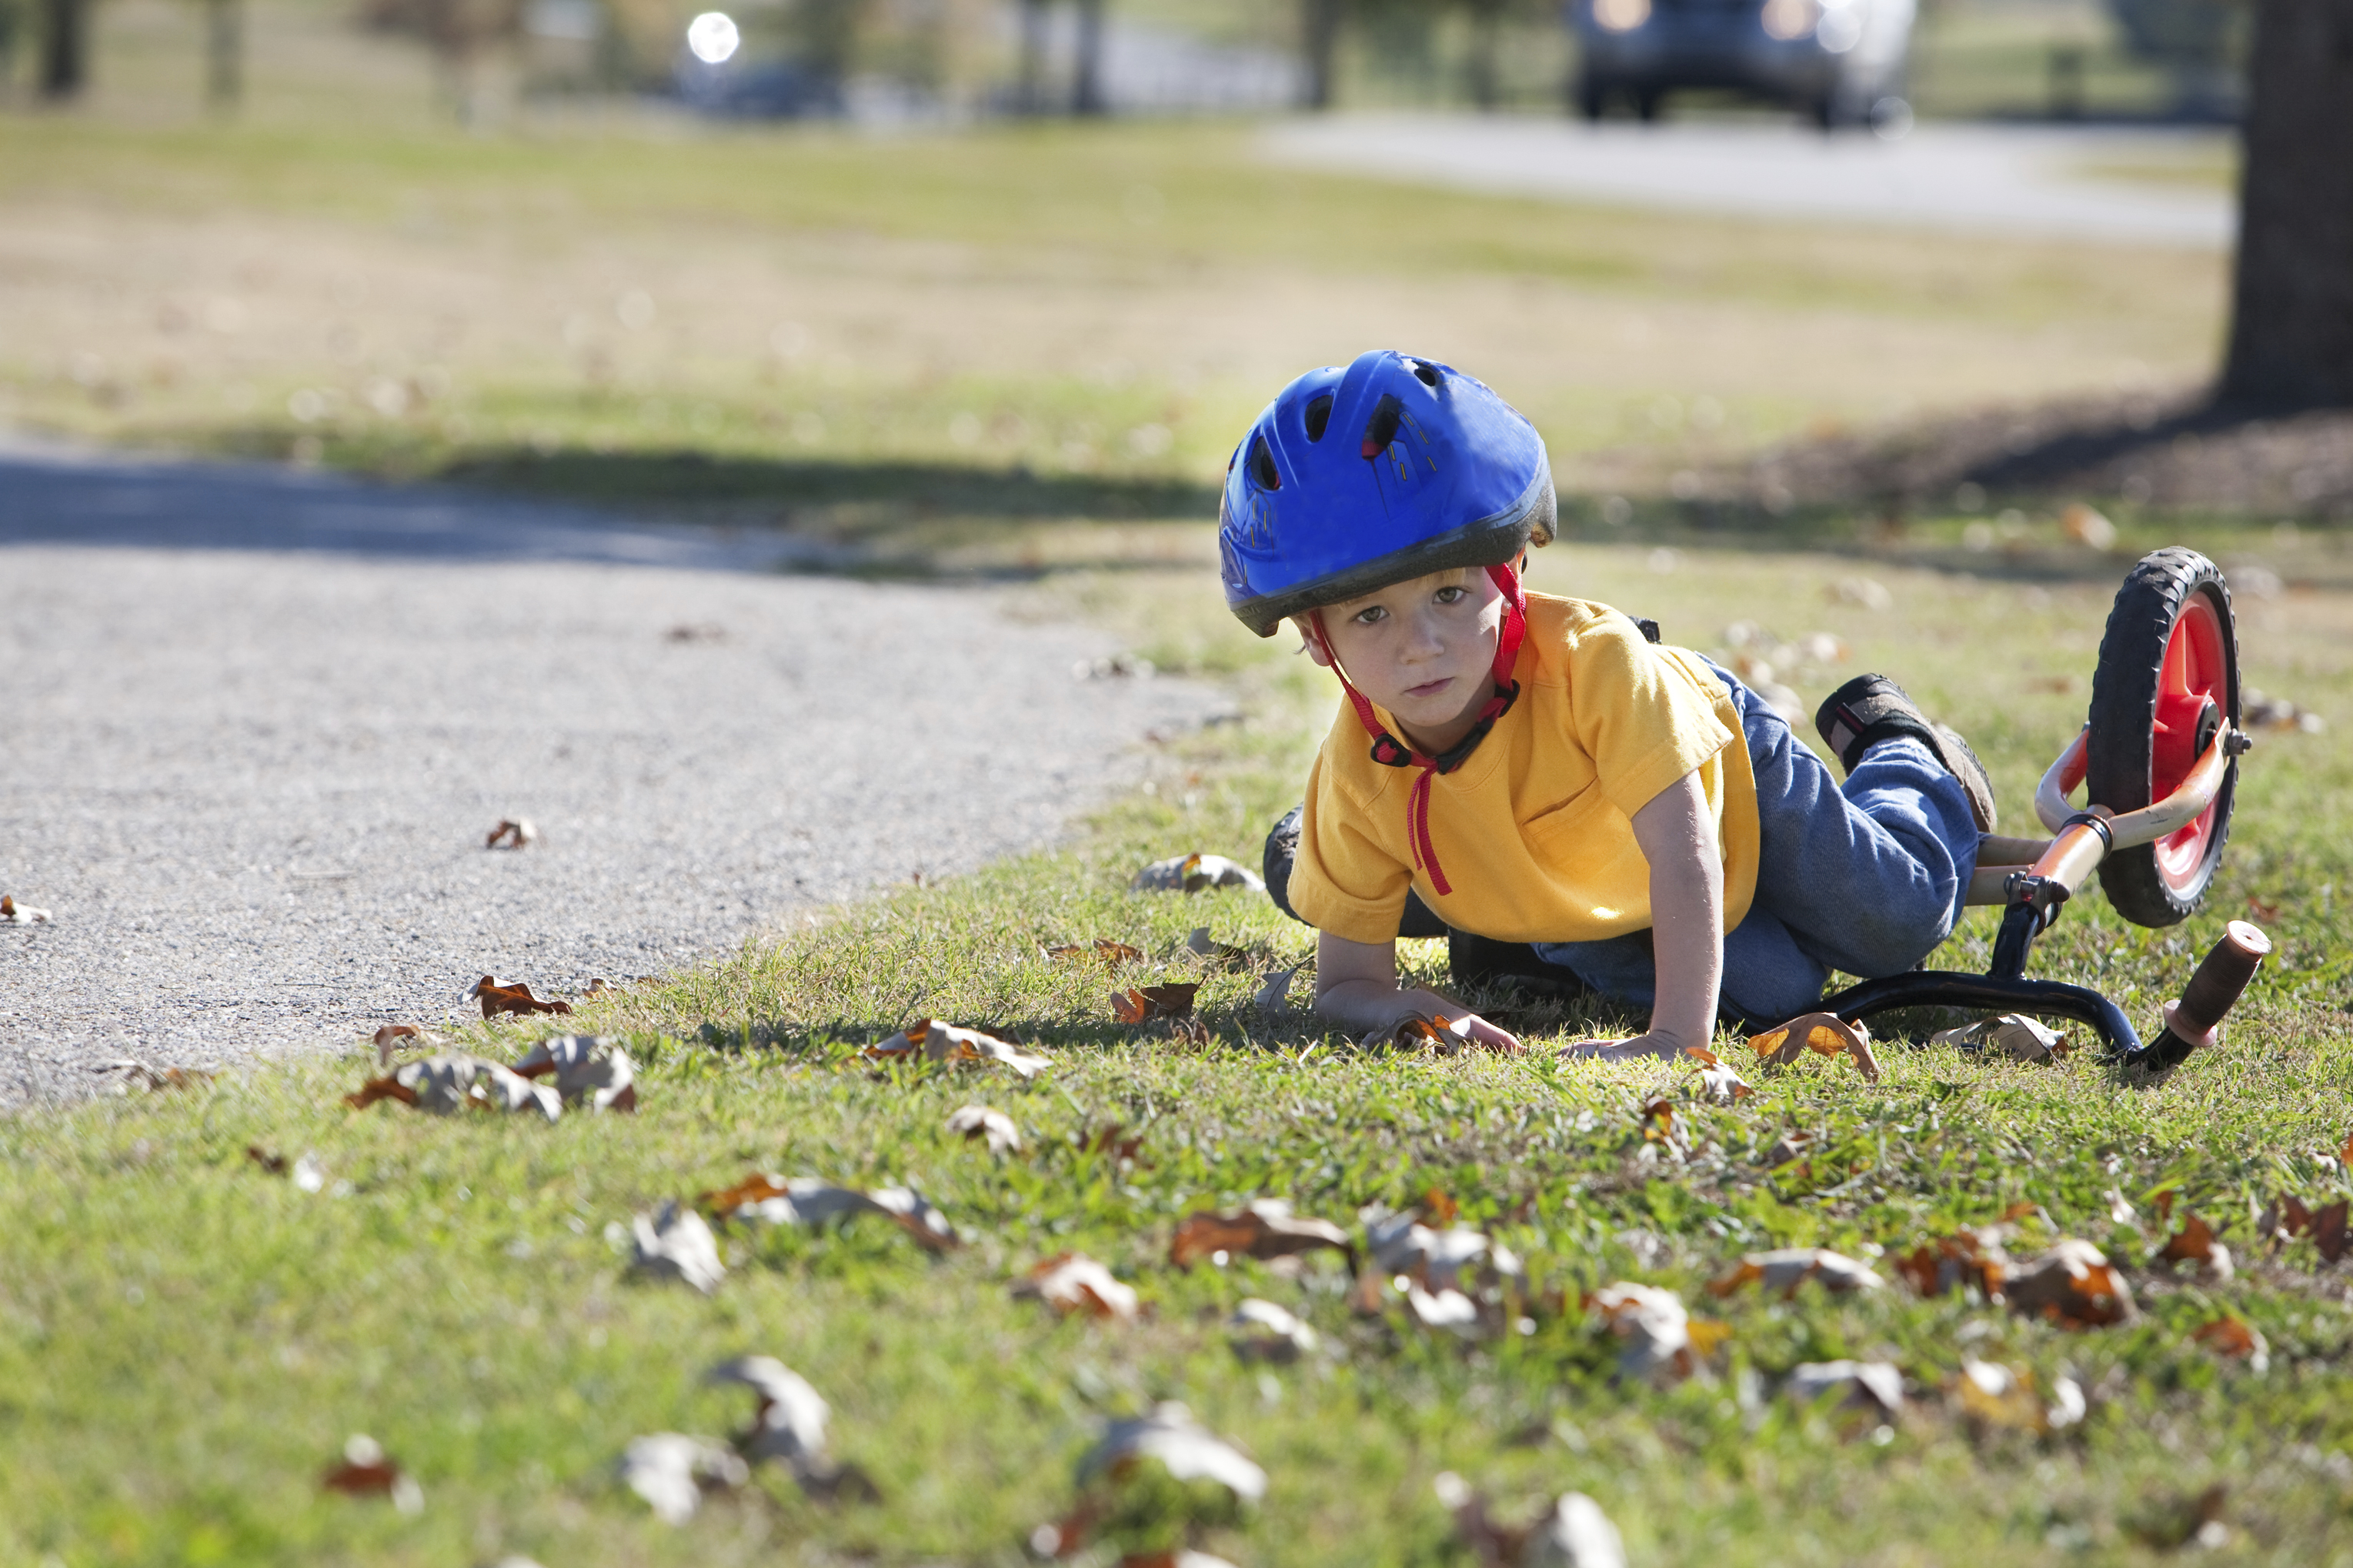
[2155,1212,2234,1280]
[246,1144,287,1175]
[1419,1189,1461,1226]
[1013,1252,1140,1321]
[1253,963,1302,1013]
[1227,1298,1318,1362]
[322,1434,423,1514]
[2005,1238,2136,1328]
[1358,1012,1480,1055]
[2247,895,2281,922]
[1763,1130,1815,1169]
[698,1174,960,1252]
[946,1104,1022,1155]
[1953,1359,2049,1435]
[1171,1199,1355,1271]
[1787,1359,1904,1417]
[630,1200,726,1294]
[1046,938,1144,966]
[2128,1483,2231,1552]
[2061,502,2118,549]
[1076,1402,1267,1501]
[1110,983,1200,1024]
[1433,1473,1627,1568]
[2316,1200,2350,1263]
[584,976,621,997]
[2108,1187,2138,1226]
[2192,1316,2270,1371]
[94,1059,211,1094]
[1893,1228,2010,1299]
[484,818,539,849]
[1185,927,1249,965]
[1084,1123,1145,1162]
[1928,1013,2075,1063]
[1707,1247,1884,1298]
[704,1356,874,1498]
[0,895,52,924]
[510,1034,638,1113]
[1747,1012,1880,1081]
[862,1018,1050,1079]
[468,975,572,1019]
[344,1052,562,1119]
[370,1023,447,1068]
[1589,1282,1697,1381]
[1131,852,1267,894]
[618,1433,748,1525]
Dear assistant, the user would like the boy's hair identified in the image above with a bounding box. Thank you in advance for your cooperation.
[1217,350,1553,638]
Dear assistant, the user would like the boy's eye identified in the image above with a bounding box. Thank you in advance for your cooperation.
[1433,585,1466,605]
[1350,605,1387,626]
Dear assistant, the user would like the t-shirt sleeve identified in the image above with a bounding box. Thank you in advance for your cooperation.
[1569,614,1737,820]
[1284,749,1413,945]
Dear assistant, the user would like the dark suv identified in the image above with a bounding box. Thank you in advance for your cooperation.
[1570,0,1915,126]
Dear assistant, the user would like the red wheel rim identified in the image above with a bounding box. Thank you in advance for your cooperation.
[2149,591,2226,891]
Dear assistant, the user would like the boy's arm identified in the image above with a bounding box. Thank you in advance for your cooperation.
[1574,766,1724,1059]
[1313,930,1524,1055]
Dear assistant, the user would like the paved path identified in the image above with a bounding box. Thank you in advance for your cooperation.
[0,440,1222,1106]
[1260,115,2232,248]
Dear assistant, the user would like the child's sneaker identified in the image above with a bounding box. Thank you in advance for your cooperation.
[1814,675,1998,832]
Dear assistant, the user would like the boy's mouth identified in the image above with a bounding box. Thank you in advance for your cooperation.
[1403,676,1454,701]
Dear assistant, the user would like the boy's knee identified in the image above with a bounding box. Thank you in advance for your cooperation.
[1834,882,1957,978]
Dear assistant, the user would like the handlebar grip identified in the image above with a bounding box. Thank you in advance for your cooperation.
[2174,919,2272,1037]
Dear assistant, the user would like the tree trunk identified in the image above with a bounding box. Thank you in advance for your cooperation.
[1300,0,1341,110]
[1070,0,1104,115]
[1465,0,1503,110]
[1015,0,1049,114]
[205,0,242,108]
[2217,0,2353,409]
[40,0,87,97]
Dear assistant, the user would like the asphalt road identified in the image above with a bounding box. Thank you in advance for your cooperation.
[1260,115,2232,248]
[0,439,1222,1106]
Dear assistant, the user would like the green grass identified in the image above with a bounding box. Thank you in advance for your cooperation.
[6,542,2351,1566]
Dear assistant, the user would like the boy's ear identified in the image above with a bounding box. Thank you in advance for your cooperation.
[1289,616,1334,667]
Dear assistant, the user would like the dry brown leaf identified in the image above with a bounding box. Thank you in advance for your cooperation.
[510,1034,638,1113]
[1787,1359,1904,1417]
[1013,1252,1140,1321]
[630,1200,726,1293]
[1170,1199,1355,1270]
[1953,1359,2048,1435]
[372,1023,428,1068]
[95,1059,212,1094]
[345,1052,562,1119]
[1130,852,1266,894]
[1707,1247,1884,1299]
[698,1173,960,1252]
[245,1144,287,1175]
[1185,927,1249,965]
[1358,1011,1480,1055]
[946,1103,1022,1156]
[1763,1130,1815,1169]
[584,976,621,997]
[2156,1212,2234,1280]
[1589,1281,1699,1382]
[619,1433,749,1524]
[1252,963,1302,1013]
[1046,938,1143,966]
[1075,1403,1267,1500]
[863,1018,1050,1079]
[2005,1238,2136,1328]
[1110,983,1200,1024]
[1432,1473,1627,1568]
[468,975,572,1019]
[343,1076,419,1110]
[484,818,539,849]
[1747,1012,1880,1082]
[1085,1123,1145,1163]
[1,894,53,924]
[2191,1316,2271,1369]
[1228,1298,1318,1362]
[1892,1228,2009,1299]
[322,1435,422,1513]
[2317,1199,2351,1263]
[1928,1013,2077,1063]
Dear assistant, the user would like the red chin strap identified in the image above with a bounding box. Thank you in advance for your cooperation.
[1307,562,1527,899]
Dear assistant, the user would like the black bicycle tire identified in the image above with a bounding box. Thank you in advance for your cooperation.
[2084,547,2239,927]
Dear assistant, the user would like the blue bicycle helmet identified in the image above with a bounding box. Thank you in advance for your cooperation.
[1218,349,1555,638]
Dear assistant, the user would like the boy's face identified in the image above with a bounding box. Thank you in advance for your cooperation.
[1294,568,1505,753]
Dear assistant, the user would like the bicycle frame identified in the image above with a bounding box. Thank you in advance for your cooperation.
[1816,720,2248,1067]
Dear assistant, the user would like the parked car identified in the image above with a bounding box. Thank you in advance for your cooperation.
[1568,0,1915,127]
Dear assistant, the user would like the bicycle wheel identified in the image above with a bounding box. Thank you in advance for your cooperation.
[2085,547,2240,926]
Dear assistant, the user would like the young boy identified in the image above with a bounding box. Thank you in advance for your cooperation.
[1220,351,1995,1056]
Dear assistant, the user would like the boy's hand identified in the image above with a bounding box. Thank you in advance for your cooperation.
[1451,1012,1525,1056]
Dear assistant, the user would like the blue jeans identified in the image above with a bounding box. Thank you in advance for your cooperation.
[1531,661,1980,1027]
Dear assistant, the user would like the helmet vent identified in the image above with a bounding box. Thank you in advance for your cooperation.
[1360,395,1403,460]
[1303,393,1333,442]
[1409,359,1440,388]
[1249,435,1280,490]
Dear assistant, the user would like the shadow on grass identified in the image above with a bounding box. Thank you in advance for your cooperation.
[447,448,1222,525]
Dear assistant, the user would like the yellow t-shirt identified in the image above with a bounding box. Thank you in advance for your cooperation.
[1287,593,1761,945]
